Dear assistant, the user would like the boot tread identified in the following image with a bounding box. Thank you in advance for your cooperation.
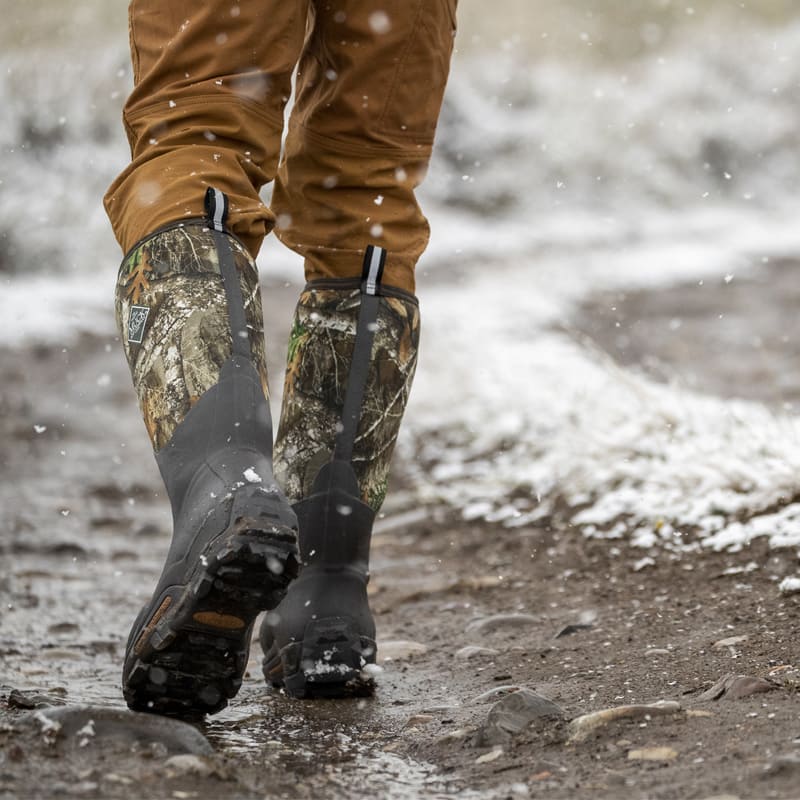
[124,523,297,717]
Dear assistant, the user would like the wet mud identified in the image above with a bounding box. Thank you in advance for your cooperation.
[572,256,800,409]
[2,275,800,799]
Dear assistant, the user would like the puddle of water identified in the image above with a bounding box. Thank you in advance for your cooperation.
[203,686,491,799]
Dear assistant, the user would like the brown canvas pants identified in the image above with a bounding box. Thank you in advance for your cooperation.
[105,0,457,294]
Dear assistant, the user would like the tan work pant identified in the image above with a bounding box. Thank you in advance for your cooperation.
[105,1,457,293]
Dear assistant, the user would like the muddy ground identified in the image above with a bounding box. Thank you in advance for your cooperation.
[2,269,800,800]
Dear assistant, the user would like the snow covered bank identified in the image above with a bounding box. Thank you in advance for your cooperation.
[406,276,800,553]
[396,16,800,555]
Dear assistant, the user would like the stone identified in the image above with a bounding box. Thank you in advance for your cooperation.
[628,746,678,761]
[422,704,461,714]
[567,701,681,744]
[763,753,800,775]
[466,614,538,634]
[695,674,777,702]
[712,635,748,649]
[162,754,228,779]
[473,685,523,703]
[475,746,504,764]
[7,689,66,710]
[554,623,592,639]
[25,706,213,755]
[378,640,428,661]
[778,577,800,595]
[476,688,565,747]
[455,646,500,660]
[47,622,81,636]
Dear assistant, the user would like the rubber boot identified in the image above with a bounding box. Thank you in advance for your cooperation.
[116,189,298,717]
[260,248,420,697]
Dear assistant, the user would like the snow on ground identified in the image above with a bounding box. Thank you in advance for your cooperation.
[404,18,800,556]
[406,253,800,554]
[4,8,800,556]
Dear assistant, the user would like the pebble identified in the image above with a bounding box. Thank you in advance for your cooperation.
[39,649,84,661]
[25,706,214,755]
[7,689,67,710]
[567,701,681,744]
[18,666,49,676]
[422,704,461,714]
[778,577,800,596]
[554,623,592,639]
[476,688,565,747]
[455,645,499,660]
[766,664,800,691]
[695,674,777,702]
[162,754,227,779]
[475,746,503,764]
[763,752,800,775]
[47,622,81,636]
[628,746,678,761]
[466,614,538,634]
[378,640,428,662]
[473,685,523,703]
[712,635,748,649]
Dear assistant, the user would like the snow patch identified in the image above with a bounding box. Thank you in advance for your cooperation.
[243,467,262,484]
[778,577,800,596]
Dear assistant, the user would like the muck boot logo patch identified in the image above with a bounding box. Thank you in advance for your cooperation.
[128,305,150,344]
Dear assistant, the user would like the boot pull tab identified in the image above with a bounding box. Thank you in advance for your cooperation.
[204,187,251,361]
[204,187,229,232]
[361,244,386,296]
[332,246,387,464]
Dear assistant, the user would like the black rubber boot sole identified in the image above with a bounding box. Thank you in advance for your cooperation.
[262,616,377,699]
[124,518,297,718]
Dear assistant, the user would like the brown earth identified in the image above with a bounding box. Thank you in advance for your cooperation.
[1,273,799,800]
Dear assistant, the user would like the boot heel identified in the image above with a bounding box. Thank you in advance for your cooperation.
[123,514,298,718]
[266,617,377,699]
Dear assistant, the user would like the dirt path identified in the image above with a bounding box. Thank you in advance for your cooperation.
[2,277,800,799]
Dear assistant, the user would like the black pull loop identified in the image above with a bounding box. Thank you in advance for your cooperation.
[332,247,387,463]
[205,187,251,361]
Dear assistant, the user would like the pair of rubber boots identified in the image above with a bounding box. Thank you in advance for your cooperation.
[116,190,419,716]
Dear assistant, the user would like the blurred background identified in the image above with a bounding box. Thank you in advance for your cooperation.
[4,0,800,545]
[4,0,800,332]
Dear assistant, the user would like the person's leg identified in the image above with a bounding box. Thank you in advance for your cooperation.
[271,0,458,294]
[262,0,457,697]
[105,0,306,258]
[108,0,308,717]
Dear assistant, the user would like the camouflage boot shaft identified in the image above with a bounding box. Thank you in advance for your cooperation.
[274,283,420,513]
[115,223,270,451]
